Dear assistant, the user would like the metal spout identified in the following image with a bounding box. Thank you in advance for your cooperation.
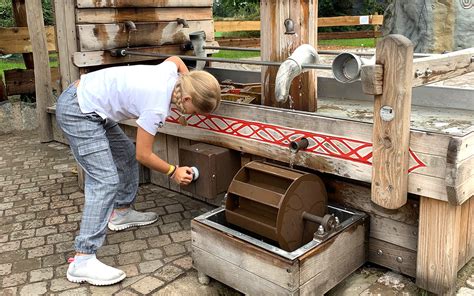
[189,31,207,70]
[177,18,189,28]
[124,21,137,32]
[284,18,295,34]
[275,44,319,103]
[289,137,309,153]
[332,52,375,83]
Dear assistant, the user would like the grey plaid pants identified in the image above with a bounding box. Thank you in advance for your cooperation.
[55,82,139,254]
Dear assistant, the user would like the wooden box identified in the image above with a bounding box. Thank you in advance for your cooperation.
[192,206,368,295]
[179,143,241,199]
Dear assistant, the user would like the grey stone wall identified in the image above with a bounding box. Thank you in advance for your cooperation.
[382,0,473,53]
[0,100,38,134]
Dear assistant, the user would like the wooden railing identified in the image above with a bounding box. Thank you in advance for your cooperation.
[215,15,384,44]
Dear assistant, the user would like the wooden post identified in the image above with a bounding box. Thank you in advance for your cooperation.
[12,0,34,69]
[53,0,80,91]
[26,0,54,142]
[260,0,318,112]
[371,34,413,209]
[416,197,462,294]
[0,79,7,102]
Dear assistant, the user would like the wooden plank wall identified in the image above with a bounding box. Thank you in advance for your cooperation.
[70,0,216,71]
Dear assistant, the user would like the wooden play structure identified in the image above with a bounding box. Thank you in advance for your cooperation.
[19,0,472,294]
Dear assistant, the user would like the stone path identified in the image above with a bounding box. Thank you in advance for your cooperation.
[1,130,473,295]
[0,131,239,295]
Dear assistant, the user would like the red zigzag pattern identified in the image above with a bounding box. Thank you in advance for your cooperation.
[167,109,426,173]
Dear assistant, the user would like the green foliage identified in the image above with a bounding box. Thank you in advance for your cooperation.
[0,0,14,27]
[361,0,386,14]
[213,0,260,20]
[319,0,355,17]
[0,0,54,27]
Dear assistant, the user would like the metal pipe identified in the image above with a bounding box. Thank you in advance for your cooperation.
[302,212,336,231]
[189,31,206,70]
[200,46,436,57]
[200,47,461,60]
[176,18,189,28]
[289,137,309,153]
[110,49,332,70]
[124,21,137,32]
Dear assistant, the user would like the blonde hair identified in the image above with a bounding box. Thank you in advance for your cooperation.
[173,71,221,114]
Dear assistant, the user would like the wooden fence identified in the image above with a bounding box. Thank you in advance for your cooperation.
[0,26,60,98]
[215,15,384,47]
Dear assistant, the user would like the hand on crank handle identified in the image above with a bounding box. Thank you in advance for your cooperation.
[171,166,193,185]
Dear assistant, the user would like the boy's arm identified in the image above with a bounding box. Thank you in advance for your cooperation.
[165,56,189,74]
[135,126,193,184]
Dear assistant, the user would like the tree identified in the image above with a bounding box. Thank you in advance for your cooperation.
[213,0,260,20]
[0,0,54,27]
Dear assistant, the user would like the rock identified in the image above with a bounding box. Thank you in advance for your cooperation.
[382,0,474,53]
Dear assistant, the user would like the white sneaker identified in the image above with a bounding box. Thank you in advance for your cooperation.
[66,255,126,286]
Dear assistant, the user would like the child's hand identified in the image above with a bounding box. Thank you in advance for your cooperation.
[171,166,193,185]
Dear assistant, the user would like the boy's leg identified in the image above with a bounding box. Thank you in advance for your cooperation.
[105,121,159,231]
[55,85,125,285]
[104,121,139,207]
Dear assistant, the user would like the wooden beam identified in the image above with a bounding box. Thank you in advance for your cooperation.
[76,7,212,24]
[412,48,474,87]
[260,0,318,112]
[76,0,212,8]
[371,34,414,209]
[416,197,462,294]
[115,99,471,203]
[458,198,472,268]
[53,0,80,91]
[73,42,219,67]
[318,30,382,40]
[325,178,420,225]
[77,21,214,51]
[26,0,54,142]
[368,238,417,277]
[214,21,261,33]
[469,198,474,259]
[318,15,384,27]
[0,27,56,54]
[216,37,260,48]
[214,15,384,32]
[361,64,383,95]
[4,68,60,96]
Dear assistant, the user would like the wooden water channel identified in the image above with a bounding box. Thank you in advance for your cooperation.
[23,0,473,294]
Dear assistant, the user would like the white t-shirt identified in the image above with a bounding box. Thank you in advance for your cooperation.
[76,61,179,135]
